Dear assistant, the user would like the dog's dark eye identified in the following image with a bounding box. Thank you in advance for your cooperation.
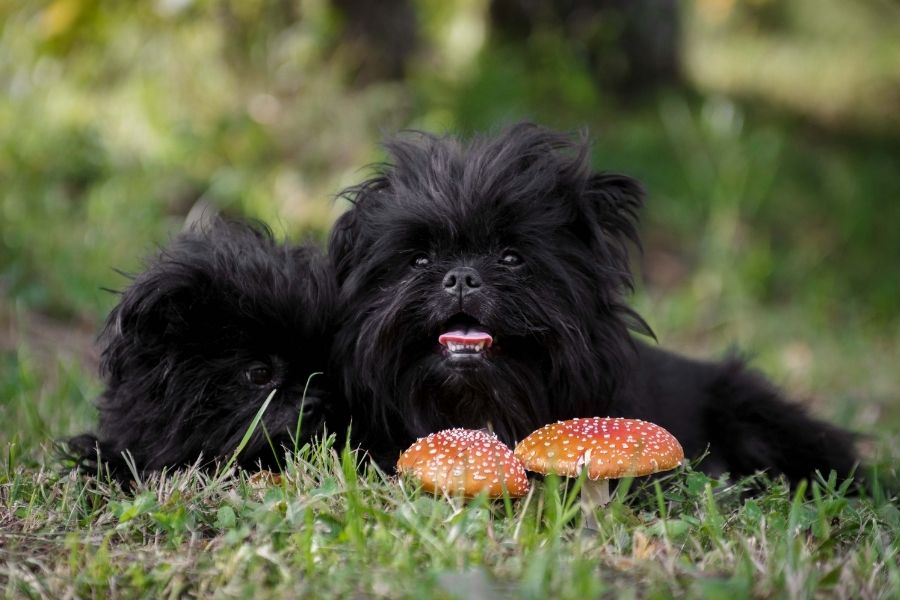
[246,364,274,386]
[499,251,523,267]
[412,254,431,268]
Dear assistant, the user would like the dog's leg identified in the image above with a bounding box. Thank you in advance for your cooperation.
[66,433,134,483]
[703,359,859,486]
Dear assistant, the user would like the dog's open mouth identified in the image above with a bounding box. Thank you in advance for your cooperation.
[438,314,493,358]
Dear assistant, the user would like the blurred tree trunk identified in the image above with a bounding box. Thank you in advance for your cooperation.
[332,0,418,83]
[490,0,681,96]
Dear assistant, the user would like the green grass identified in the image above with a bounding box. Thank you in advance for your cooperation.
[2,427,898,598]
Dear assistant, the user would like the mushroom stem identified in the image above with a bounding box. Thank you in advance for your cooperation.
[581,478,610,530]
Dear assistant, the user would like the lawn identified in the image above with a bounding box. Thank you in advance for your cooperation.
[1,1,898,597]
[1,397,897,597]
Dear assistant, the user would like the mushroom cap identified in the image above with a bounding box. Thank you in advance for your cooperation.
[514,417,684,480]
[397,428,530,498]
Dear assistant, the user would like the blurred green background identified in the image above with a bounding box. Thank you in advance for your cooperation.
[0,0,898,463]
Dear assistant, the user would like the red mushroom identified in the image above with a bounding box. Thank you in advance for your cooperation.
[397,428,530,498]
[515,417,684,525]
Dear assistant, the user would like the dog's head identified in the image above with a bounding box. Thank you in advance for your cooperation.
[331,123,650,450]
[73,220,337,476]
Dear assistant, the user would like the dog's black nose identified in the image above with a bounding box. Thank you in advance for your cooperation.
[443,267,482,296]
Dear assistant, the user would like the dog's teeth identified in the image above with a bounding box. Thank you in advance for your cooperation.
[445,339,489,354]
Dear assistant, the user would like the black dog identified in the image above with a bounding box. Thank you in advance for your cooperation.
[70,220,336,479]
[330,123,859,483]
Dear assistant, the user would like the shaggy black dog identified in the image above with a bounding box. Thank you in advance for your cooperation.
[330,123,859,483]
[70,220,336,479]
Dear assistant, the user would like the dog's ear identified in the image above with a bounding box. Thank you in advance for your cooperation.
[573,171,654,337]
[98,239,216,385]
[328,207,360,283]
[584,173,644,247]
[329,175,391,283]
[574,171,644,290]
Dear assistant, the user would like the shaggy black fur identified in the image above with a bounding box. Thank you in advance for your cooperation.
[330,122,859,482]
[69,220,336,479]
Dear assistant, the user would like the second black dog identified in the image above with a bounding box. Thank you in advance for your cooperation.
[329,123,859,483]
[70,220,336,479]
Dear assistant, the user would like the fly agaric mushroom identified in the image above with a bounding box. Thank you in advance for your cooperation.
[514,417,683,525]
[397,428,530,498]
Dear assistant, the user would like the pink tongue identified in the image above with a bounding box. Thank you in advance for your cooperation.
[439,328,493,347]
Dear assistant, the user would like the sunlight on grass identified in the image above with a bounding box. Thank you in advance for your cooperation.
[2,436,896,598]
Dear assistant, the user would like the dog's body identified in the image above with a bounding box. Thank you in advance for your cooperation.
[70,221,336,478]
[330,123,858,482]
[622,343,857,482]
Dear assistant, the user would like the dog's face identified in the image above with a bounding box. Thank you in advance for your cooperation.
[331,123,649,450]
[87,221,337,473]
